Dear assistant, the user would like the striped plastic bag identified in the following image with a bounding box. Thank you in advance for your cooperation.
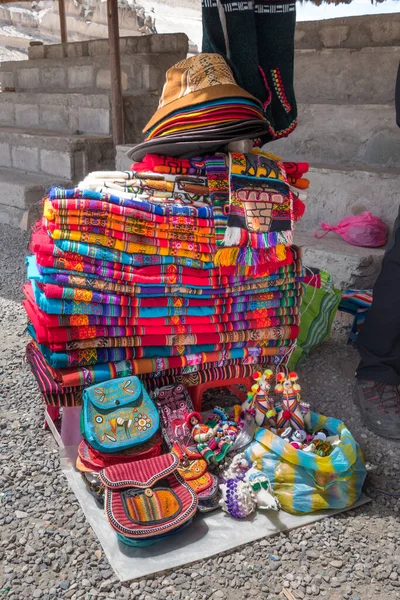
[244,411,366,514]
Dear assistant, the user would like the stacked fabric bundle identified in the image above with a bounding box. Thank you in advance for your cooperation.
[24,149,307,408]
[127,53,273,161]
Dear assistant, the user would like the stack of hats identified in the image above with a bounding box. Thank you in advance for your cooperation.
[24,149,307,408]
[128,53,273,162]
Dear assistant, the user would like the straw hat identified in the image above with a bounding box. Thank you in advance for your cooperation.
[143,53,262,133]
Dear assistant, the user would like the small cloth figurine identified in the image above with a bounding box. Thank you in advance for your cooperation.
[219,455,280,518]
[275,371,305,430]
[186,412,232,465]
[245,467,280,511]
[219,452,250,483]
[243,369,277,428]
[290,429,307,449]
[213,407,240,446]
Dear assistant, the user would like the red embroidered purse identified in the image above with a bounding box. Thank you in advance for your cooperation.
[99,453,198,540]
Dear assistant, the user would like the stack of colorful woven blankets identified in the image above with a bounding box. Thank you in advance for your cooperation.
[24,150,309,407]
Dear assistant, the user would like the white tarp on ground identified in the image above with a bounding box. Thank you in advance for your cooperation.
[61,445,369,583]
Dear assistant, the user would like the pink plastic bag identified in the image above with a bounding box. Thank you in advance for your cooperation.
[315,212,388,247]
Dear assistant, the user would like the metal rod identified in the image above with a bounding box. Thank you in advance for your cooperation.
[107,0,125,146]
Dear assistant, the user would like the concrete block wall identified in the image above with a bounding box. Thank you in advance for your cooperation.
[298,165,400,232]
[0,129,115,181]
[0,31,189,230]
[27,33,189,60]
[0,93,112,135]
[41,0,143,42]
[270,103,400,169]
[0,50,187,95]
[276,14,400,288]
[294,47,399,105]
[295,13,400,50]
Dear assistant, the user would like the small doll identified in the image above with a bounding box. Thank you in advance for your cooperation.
[243,369,277,429]
[274,371,305,431]
[290,429,307,449]
[186,412,231,465]
[245,467,280,511]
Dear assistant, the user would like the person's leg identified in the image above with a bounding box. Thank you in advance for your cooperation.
[395,61,400,128]
[355,208,400,439]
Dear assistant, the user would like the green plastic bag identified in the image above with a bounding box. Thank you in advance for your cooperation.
[289,280,341,369]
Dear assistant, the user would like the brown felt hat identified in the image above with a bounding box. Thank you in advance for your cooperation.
[143,53,262,133]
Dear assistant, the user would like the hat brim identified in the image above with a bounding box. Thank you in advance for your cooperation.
[127,123,271,161]
[147,118,271,140]
[143,84,262,133]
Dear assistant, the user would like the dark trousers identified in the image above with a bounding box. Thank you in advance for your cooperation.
[356,208,400,385]
[356,61,400,384]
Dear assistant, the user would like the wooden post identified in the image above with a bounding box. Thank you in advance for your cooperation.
[58,0,68,44]
[107,0,125,146]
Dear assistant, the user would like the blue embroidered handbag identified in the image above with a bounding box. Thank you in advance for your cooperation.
[82,376,159,453]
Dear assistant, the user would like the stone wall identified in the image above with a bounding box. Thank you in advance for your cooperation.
[40,0,144,42]
[295,13,400,49]
[0,4,42,31]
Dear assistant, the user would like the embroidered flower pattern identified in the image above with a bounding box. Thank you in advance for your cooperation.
[132,413,152,432]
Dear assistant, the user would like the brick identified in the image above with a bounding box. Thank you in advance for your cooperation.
[40,149,72,179]
[320,25,350,48]
[28,45,45,60]
[95,69,111,90]
[45,45,64,60]
[96,68,128,91]
[0,143,11,168]
[125,36,147,54]
[78,107,110,135]
[17,68,39,89]
[68,65,94,89]
[15,104,39,128]
[38,104,69,133]
[11,145,40,172]
[66,42,88,59]
[149,33,188,54]
[88,39,108,57]
[41,67,67,89]
[0,102,14,126]
[0,71,14,90]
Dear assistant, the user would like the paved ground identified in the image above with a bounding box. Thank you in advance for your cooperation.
[0,223,399,600]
